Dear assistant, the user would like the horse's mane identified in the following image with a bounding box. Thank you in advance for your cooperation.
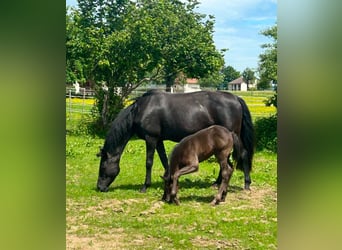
[141,89,165,97]
[104,102,138,154]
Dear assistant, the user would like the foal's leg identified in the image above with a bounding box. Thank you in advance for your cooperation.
[171,164,198,205]
[211,157,234,205]
[212,154,233,188]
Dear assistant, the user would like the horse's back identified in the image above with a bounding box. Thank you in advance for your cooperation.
[134,91,242,141]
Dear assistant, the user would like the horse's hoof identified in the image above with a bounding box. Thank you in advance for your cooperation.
[140,187,147,193]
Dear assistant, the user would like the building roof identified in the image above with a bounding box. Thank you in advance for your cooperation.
[229,76,245,84]
[186,78,199,84]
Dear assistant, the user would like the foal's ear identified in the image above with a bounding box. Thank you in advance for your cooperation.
[106,152,113,159]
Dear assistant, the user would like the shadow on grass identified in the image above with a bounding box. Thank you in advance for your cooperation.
[94,179,243,195]
[177,184,243,203]
[93,181,164,193]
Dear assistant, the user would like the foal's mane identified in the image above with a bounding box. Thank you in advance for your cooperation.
[103,101,138,154]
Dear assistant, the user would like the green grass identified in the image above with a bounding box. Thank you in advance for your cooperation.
[66,91,277,249]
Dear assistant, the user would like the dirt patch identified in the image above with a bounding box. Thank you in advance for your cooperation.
[228,185,277,209]
[191,236,242,249]
[66,229,126,250]
[66,186,276,249]
[139,201,164,216]
[66,198,153,249]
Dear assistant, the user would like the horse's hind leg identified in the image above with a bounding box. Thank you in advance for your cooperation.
[240,149,251,190]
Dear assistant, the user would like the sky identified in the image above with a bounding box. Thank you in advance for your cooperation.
[66,0,277,73]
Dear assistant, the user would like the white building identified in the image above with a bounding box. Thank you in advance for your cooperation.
[183,78,201,93]
[228,77,247,91]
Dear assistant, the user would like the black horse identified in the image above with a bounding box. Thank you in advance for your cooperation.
[97,90,254,192]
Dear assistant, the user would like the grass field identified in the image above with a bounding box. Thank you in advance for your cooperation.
[66,91,277,249]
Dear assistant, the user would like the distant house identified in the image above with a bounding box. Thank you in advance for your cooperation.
[228,77,257,91]
[184,78,201,93]
[228,77,248,91]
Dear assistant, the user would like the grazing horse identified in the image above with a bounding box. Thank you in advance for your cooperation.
[162,125,240,205]
[96,90,254,192]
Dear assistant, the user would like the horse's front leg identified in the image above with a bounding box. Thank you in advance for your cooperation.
[140,138,157,193]
[156,140,169,180]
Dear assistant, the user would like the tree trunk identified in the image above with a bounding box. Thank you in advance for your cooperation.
[101,92,108,127]
[165,74,176,92]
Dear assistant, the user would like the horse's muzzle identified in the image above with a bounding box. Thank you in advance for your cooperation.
[97,184,109,192]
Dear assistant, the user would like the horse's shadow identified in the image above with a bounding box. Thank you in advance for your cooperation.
[176,180,243,202]
[93,179,243,196]
[93,181,163,193]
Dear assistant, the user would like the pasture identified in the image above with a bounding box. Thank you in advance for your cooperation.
[66,91,277,249]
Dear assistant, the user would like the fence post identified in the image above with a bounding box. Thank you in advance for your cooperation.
[82,88,85,115]
[69,89,72,119]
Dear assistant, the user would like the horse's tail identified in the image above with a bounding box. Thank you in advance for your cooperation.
[231,132,241,164]
[236,96,255,172]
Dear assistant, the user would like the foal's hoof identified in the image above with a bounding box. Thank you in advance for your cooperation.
[169,196,180,205]
[140,186,147,193]
[160,175,168,181]
[162,193,171,203]
[173,198,180,206]
[210,199,219,206]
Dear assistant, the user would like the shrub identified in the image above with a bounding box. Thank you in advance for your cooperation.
[254,114,277,152]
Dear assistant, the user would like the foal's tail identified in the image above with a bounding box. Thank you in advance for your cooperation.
[236,97,255,172]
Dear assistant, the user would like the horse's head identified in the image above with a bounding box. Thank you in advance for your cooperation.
[96,148,120,192]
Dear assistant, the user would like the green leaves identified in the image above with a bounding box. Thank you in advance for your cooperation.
[67,0,224,127]
[258,24,277,83]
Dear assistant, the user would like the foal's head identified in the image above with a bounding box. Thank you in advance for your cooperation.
[161,176,172,202]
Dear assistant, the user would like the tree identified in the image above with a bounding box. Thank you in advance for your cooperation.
[198,71,224,88]
[66,0,224,128]
[257,77,271,90]
[242,67,255,90]
[66,7,85,84]
[221,65,240,84]
[258,24,277,107]
[136,0,224,91]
